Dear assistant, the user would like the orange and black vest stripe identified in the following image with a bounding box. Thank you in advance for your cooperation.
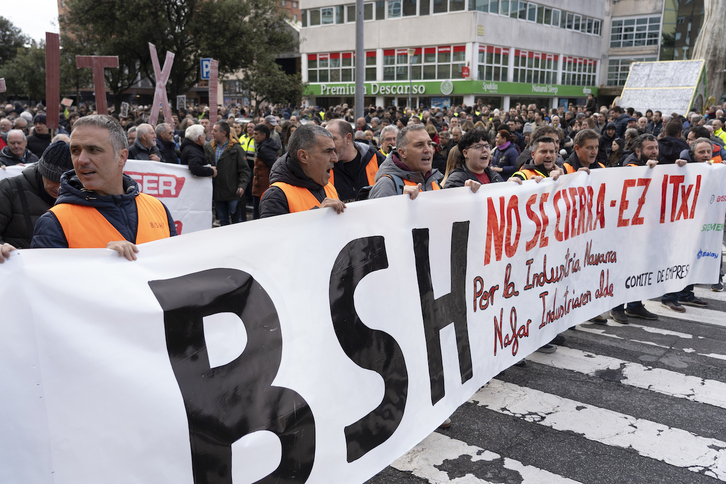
[49,193,170,248]
[270,182,339,213]
[402,178,441,190]
[329,158,379,187]
[564,162,605,174]
[512,168,547,180]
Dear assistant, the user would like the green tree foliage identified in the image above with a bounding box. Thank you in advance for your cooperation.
[0,16,30,66]
[60,0,151,112]
[240,58,306,106]
[0,41,46,101]
[60,0,297,110]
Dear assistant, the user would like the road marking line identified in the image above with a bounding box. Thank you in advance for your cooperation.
[392,431,582,484]
[695,287,726,302]
[526,346,726,409]
[642,300,726,327]
[471,380,726,480]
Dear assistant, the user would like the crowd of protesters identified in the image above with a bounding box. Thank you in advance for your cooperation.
[1,96,724,309]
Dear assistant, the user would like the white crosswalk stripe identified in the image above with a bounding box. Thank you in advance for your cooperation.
[391,432,582,484]
[470,380,726,480]
[526,346,726,409]
[368,270,726,484]
[642,300,726,327]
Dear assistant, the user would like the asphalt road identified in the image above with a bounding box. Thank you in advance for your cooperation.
[366,244,726,484]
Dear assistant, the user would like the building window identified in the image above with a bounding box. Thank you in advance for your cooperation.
[366,52,377,81]
[382,45,465,81]
[310,9,320,25]
[500,0,509,16]
[477,45,509,82]
[321,7,334,24]
[420,0,430,15]
[562,56,597,86]
[282,0,286,5]
[304,0,601,37]
[308,51,377,83]
[610,16,661,48]
[293,1,298,6]
[607,57,657,86]
[512,50,556,84]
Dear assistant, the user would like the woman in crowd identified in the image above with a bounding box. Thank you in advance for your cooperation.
[490,129,519,180]
[609,137,628,167]
[443,130,503,188]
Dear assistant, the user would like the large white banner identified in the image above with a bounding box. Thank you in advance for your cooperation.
[1,164,724,484]
[1,160,212,234]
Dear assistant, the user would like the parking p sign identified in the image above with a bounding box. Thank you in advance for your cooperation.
[200,58,211,80]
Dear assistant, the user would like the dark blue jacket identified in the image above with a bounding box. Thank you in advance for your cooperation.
[615,113,630,138]
[491,143,519,180]
[31,171,176,248]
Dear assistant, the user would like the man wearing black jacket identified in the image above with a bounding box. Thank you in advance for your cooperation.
[182,124,217,178]
[251,124,281,219]
[326,119,384,202]
[657,118,688,165]
[26,114,52,158]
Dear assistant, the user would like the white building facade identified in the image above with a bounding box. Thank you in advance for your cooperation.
[300,0,608,109]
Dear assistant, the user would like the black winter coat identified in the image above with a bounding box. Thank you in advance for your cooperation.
[26,132,52,158]
[444,163,503,188]
[0,164,57,248]
[181,139,213,177]
[205,138,252,202]
[0,146,39,167]
[156,138,179,164]
[658,136,689,165]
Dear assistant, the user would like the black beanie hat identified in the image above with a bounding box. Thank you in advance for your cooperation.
[38,140,73,183]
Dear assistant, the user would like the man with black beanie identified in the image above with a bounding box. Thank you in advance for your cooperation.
[0,140,74,248]
[26,114,53,158]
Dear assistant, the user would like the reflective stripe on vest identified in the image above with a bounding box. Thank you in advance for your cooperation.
[270,182,339,213]
[512,168,546,180]
[240,135,255,153]
[50,193,170,248]
[402,178,441,190]
[329,157,380,187]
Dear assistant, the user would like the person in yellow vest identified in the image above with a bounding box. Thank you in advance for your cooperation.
[563,129,606,174]
[368,124,444,200]
[30,115,176,260]
[509,136,564,184]
[259,124,345,217]
[326,119,384,203]
[378,125,398,157]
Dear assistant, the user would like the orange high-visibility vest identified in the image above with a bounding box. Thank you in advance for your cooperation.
[329,158,379,187]
[401,178,440,190]
[512,168,546,180]
[50,193,170,248]
[564,161,605,174]
[270,182,339,213]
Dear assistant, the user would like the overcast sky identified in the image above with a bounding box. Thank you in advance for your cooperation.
[4,0,60,45]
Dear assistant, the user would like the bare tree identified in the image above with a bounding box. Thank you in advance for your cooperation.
[692,0,726,102]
